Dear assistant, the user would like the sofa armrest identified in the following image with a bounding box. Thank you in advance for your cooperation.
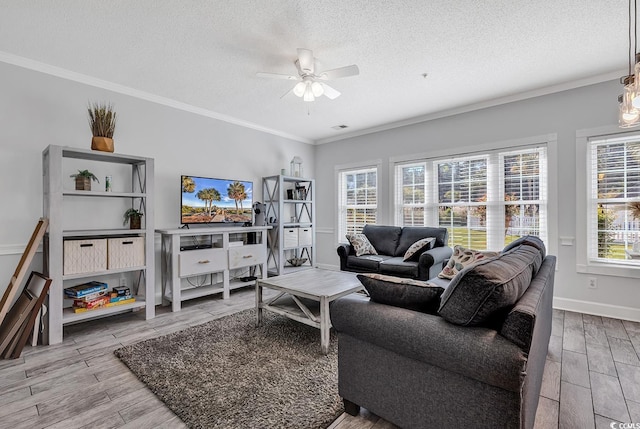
[418,246,453,279]
[330,295,527,392]
[337,243,353,271]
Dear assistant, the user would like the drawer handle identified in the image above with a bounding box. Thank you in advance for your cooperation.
[243,255,253,259]
[80,244,93,248]
[198,260,210,264]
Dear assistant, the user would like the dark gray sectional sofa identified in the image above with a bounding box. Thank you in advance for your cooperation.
[330,237,555,429]
[337,225,453,280]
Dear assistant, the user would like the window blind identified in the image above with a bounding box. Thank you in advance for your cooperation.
[394,145,547,251]
[588,134,640,262]
[338,167,378,239]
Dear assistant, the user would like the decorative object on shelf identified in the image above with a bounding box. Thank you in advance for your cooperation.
[123,208,143,229]
[290,156,303,177]
[88,102,117,152]
[619,0,640,128]
[295,183,307,200]
[105,175,112,192]
[287,257,308,267]
[70,170,99,191]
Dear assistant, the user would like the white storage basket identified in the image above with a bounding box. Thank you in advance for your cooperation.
[107,237,145,269]
[63,239,108,275]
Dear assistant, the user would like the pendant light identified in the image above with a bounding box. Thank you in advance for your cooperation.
[620,0,640,127]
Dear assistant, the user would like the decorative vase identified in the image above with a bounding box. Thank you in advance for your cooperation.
[129,216,142,230]
[91,136,114,153]
[75,177,91,191]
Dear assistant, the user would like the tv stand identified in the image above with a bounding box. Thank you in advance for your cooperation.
[157,225,270,311]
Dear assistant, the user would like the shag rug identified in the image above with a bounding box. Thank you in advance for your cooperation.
[114,309,342,429]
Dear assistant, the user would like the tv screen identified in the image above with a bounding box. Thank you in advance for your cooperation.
[181,175,253,225]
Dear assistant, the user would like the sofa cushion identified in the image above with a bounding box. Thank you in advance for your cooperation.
[395,227,448,257]
[438,245,499,279]
[346,254,392,271]
[503,236,546,271]
[438,245,542,326]
[363,225,402,256]
[357,273,445,312]
[403,237,436,262]
[379,257,420,278]
[346,233,378,256]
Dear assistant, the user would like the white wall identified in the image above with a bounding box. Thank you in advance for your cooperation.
[314,79,640,321]
[0,60,314,301]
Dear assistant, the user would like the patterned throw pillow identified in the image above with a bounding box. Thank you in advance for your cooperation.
[438,245,499,279]
[357,273,445,312]
[402,237,436,262]
[346,233,378,256]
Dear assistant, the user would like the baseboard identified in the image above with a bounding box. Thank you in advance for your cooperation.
[553,297,640,323]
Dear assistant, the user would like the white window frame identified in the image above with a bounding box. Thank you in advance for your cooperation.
[390,134,557,256]
[577,125,640,278]
[336,161,381,241]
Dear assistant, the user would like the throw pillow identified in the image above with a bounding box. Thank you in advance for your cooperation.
[438,244,541,326]
[438,245,499,279]
[402,237,436,262]
[346,233,378,257]
[357,273,445,313]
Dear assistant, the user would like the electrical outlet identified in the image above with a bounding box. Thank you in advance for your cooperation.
[588,278,597,289]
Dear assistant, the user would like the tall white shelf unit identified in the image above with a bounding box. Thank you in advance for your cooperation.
[42,145,155,345]
[263,175,315,276]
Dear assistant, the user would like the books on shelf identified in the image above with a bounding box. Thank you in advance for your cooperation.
[72,297,135,313]
[67,283,135,313]
[64,281,108,298]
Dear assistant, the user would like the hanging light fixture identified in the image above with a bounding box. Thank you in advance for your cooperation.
[620,0,640,127]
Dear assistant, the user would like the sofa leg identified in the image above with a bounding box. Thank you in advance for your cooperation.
[343,398,360,416]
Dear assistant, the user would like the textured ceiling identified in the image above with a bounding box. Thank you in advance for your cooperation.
[0,1,627,143]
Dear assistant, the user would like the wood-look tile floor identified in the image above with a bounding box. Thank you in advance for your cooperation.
[0,287,639,429]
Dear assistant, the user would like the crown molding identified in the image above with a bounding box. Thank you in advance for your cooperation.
[0,51,313,145]
[316,70,624,145]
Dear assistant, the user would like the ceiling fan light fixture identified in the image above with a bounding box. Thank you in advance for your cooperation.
[293,81,306,97]
[303,85,315,102]
[311,81,324,97]
[620,93,640,127]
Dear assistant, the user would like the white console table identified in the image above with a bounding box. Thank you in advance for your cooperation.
[157,226,270,311]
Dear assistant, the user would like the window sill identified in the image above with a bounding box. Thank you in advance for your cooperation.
[577,262,640,279]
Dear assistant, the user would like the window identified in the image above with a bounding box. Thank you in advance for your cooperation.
[338,167,378,238]
[395,146,547,250]
[588,134,640,263]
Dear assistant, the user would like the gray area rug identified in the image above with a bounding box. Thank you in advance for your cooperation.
[114,309,341,429]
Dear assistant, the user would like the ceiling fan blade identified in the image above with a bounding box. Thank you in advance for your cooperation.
[321,83,341,100]
[256,72,299,80]
[297,48,315,74]
[318,64,359,80]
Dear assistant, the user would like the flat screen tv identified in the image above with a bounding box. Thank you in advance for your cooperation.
[181,175,253,225]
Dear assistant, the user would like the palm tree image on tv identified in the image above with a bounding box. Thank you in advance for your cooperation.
[181,176,253,224]
[227,181,247,215]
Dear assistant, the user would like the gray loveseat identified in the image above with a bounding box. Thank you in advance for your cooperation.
[331,237,555,429]
[337,225,453,280]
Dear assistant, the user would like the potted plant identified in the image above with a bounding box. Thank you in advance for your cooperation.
[88,102,117,153]
[70,170,99,191]
[123,208,143,230]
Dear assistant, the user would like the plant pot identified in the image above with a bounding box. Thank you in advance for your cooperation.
[75,176,91,191]
[129,216,142,230]
[91,136,114,153]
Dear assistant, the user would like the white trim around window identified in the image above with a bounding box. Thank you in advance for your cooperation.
[577,125,640,278]
[389,133,558,259]
[335,159,383,244]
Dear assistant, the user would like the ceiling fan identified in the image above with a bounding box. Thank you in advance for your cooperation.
[257,48,359,102]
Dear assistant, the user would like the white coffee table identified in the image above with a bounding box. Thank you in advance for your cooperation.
[255,269,362,354]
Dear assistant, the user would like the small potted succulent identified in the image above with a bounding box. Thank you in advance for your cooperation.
[123,208,143,230]
[70,170,99,191]
[88,102,117,152]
